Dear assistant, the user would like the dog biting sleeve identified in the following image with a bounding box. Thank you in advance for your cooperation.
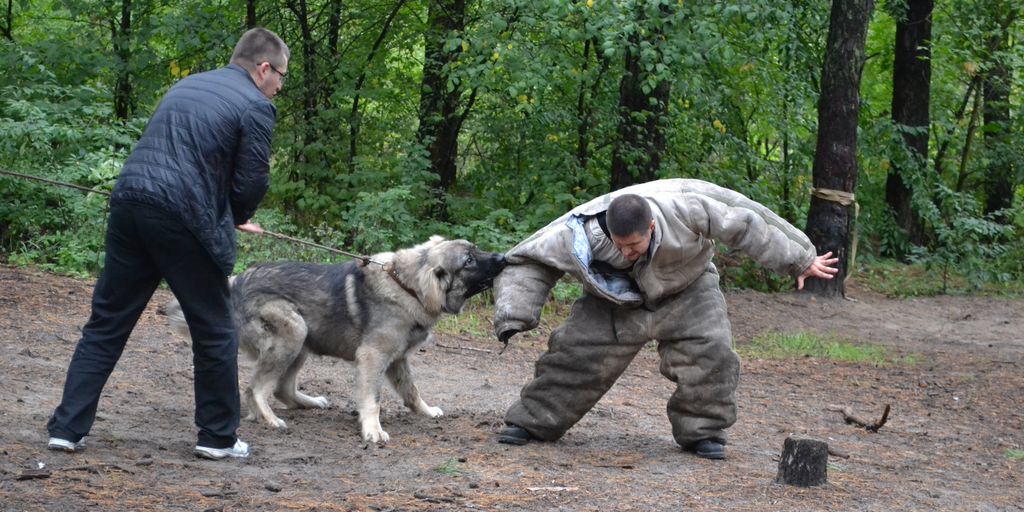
[493,262,563,338]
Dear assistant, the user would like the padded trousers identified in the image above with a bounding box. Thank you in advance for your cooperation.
[505,270,740,447]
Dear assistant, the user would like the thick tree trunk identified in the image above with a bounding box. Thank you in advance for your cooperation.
[804,0,875,298]
[885,0,932,250]
[112,0,134,121]
[609,4,672,191]
[417,0,467,220]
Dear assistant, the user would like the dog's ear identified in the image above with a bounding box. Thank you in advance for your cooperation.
[416,264,446,314]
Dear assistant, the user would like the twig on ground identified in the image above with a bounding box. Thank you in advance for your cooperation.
[16,469,51,481]
[435,342,495,354]
[827,404,891,432]
[827,445,851,459]
[413,491,456,503]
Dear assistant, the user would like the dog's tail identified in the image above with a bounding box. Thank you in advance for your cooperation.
[160,276,236,343]
[160,296,192,341]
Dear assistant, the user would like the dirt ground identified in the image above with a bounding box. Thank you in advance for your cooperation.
[0,263,1021,511]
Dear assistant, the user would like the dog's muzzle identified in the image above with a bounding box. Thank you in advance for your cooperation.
[464,254,508,298]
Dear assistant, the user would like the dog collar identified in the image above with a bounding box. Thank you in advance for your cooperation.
[386,264,419,301]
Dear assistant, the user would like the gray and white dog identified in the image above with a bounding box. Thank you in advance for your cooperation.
[166,236,506,443]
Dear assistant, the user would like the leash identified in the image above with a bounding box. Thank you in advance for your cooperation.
[0,168,386,267]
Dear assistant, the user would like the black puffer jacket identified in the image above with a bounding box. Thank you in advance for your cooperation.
[111,64,275,275]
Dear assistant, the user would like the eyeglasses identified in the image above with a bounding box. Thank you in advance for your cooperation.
[267,62,287,81]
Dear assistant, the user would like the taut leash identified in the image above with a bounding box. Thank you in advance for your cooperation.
[0,168,385,266]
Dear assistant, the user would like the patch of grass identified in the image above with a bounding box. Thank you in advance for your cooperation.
[434,458,463,476]
[1005,449,1024,461]
[435,292,495,337]
[740,331,912,366]
[436,281,576,341]
[857,259,1024,298]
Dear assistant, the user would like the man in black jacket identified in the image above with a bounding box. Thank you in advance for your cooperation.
[46,27,289,460]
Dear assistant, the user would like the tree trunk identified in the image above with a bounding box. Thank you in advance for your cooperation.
[934,76,978,180]
[885,0,932,250]
[575,39,594,174]
[417,0,467,220]
[287,0,318,140]
[3,0,13,41]
[575,36,611,184]
[609,3,672,191]
[982,48,1014,215]
[112,0,134,121]
[328,0,342,58]
[804,0,875,298]
[349,0,406,174]
[246,0,256,28]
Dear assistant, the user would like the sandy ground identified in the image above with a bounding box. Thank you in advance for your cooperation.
[0,264,1021,511]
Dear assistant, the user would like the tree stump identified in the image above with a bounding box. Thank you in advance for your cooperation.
[775,436,828,487]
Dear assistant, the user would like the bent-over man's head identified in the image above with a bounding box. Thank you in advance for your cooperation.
[231,27,290,99]
[607,194,655,262]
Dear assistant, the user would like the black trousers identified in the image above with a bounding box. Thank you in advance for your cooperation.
[47,201,240,448]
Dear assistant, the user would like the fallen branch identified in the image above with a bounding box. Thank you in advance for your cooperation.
[16,469,51,481]
[435,342,495,354]
[827,404,891,432]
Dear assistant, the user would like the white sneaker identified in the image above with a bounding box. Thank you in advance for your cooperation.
[193,439,250,460]
[48,437,86,452]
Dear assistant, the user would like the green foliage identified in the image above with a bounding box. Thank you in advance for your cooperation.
[740,331,913,366]
[1,0,1021,299]
[717,249,791,293]
[345,186,430,253]
[0,40,139,272]
[858,257,1024,298]
[1005,449,1024,461]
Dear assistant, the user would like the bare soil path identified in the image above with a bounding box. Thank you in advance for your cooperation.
[1,265,1021,511]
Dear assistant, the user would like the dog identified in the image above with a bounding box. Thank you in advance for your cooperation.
[166,236,506,443]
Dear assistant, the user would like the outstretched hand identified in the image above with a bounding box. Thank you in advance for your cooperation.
[797,251,840,290]
[236,222,263,234]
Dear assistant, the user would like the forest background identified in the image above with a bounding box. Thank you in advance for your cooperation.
[1,0,1022,297]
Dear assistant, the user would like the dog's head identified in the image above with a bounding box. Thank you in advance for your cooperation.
[396,236,507,315]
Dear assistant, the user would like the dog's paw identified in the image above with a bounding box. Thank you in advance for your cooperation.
[266,416,288,429]
[362,427,390,444]
[419,405,444,418]
[308,396,329,409]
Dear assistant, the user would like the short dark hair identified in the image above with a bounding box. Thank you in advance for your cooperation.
[606,194,652,237]
[230,28,290,73]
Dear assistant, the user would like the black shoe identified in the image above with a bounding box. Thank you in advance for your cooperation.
[688,438,726,460]
[498,425,533,446]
